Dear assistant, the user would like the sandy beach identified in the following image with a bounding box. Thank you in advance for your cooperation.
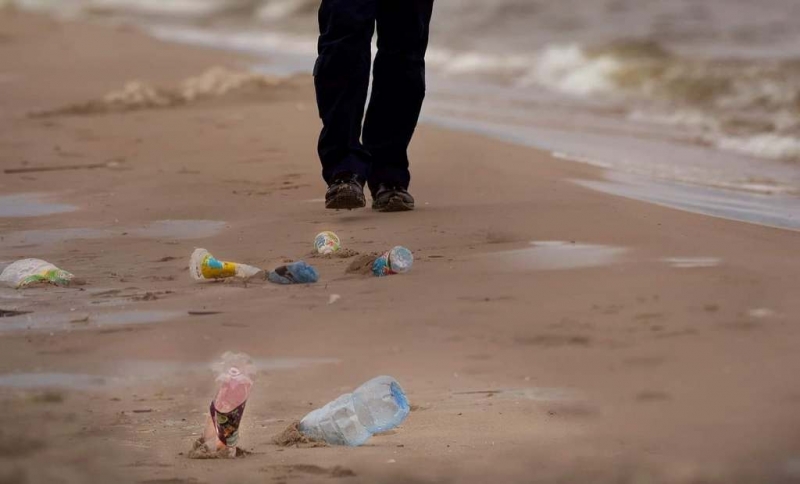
[1,9,800,484]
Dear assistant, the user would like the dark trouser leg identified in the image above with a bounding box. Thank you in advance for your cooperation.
[315,0,378,185]
[363,0,434,196]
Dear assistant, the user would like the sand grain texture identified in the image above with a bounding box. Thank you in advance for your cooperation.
[273,421,328,449]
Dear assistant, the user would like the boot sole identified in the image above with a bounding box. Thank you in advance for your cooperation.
[372,196,415,213]
[325,190,366,210]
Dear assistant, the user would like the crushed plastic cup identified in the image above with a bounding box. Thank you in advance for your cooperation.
[314,231,341,255]
[372,247,414,277]
[267,261,319,285]
[189,248,261,281]
[0,259,75,288]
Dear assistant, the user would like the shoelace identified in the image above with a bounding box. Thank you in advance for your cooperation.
[331,178,355,188]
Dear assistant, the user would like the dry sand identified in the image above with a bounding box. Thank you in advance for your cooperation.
[1,9,800,484]
[273,421,327,449]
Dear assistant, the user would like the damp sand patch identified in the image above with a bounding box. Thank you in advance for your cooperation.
[483,241,627,272]
[0,310,184,334]
[0,220,226,249]
[33,67,299,117]
[0,193,76,218]
[662,257,721,268]
[128,220,226,240]
[0,358,341,392]
[0,373,111,391]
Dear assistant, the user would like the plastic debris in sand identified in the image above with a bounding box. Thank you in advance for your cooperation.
[298,376,410,446]
[189,248,261,282]
[372,247,414,277]
[0,259,76,289]
[314,231,341,255]
[191,352,254,459]
[267,261,319,285]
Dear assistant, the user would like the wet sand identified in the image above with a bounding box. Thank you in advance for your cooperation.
[1,10,800,484]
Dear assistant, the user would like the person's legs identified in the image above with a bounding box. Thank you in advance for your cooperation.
[315,0,377,187]
[363,0,434,199]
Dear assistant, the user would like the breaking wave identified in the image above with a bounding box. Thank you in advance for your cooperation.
[33,67,294,116]
[428,39,800,162]
[531,42,800,161]
[7,0,800,165]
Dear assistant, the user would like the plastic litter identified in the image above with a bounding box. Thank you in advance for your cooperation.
[190,248,261,281]
[372,247,414,277]
[0,259,75,288]
[314,231,341,255]
[298,375,410,446]
[267,261,319,285]
[201,352,254,457]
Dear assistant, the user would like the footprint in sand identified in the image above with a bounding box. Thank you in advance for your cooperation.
[513,334,591,347]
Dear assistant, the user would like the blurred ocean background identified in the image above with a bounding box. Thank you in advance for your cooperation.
[7,0,800,227]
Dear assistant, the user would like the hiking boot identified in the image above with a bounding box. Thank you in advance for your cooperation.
[325,173,366,210]
[371,184,415,212]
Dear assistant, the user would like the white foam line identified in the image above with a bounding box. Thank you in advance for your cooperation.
[147,24,317,57]
[551,151,614,169]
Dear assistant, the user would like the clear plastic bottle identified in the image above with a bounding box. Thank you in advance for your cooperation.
[202,353,254,456]
[298,376,410,446]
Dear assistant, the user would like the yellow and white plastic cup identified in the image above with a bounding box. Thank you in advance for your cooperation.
[190,248,260,281]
